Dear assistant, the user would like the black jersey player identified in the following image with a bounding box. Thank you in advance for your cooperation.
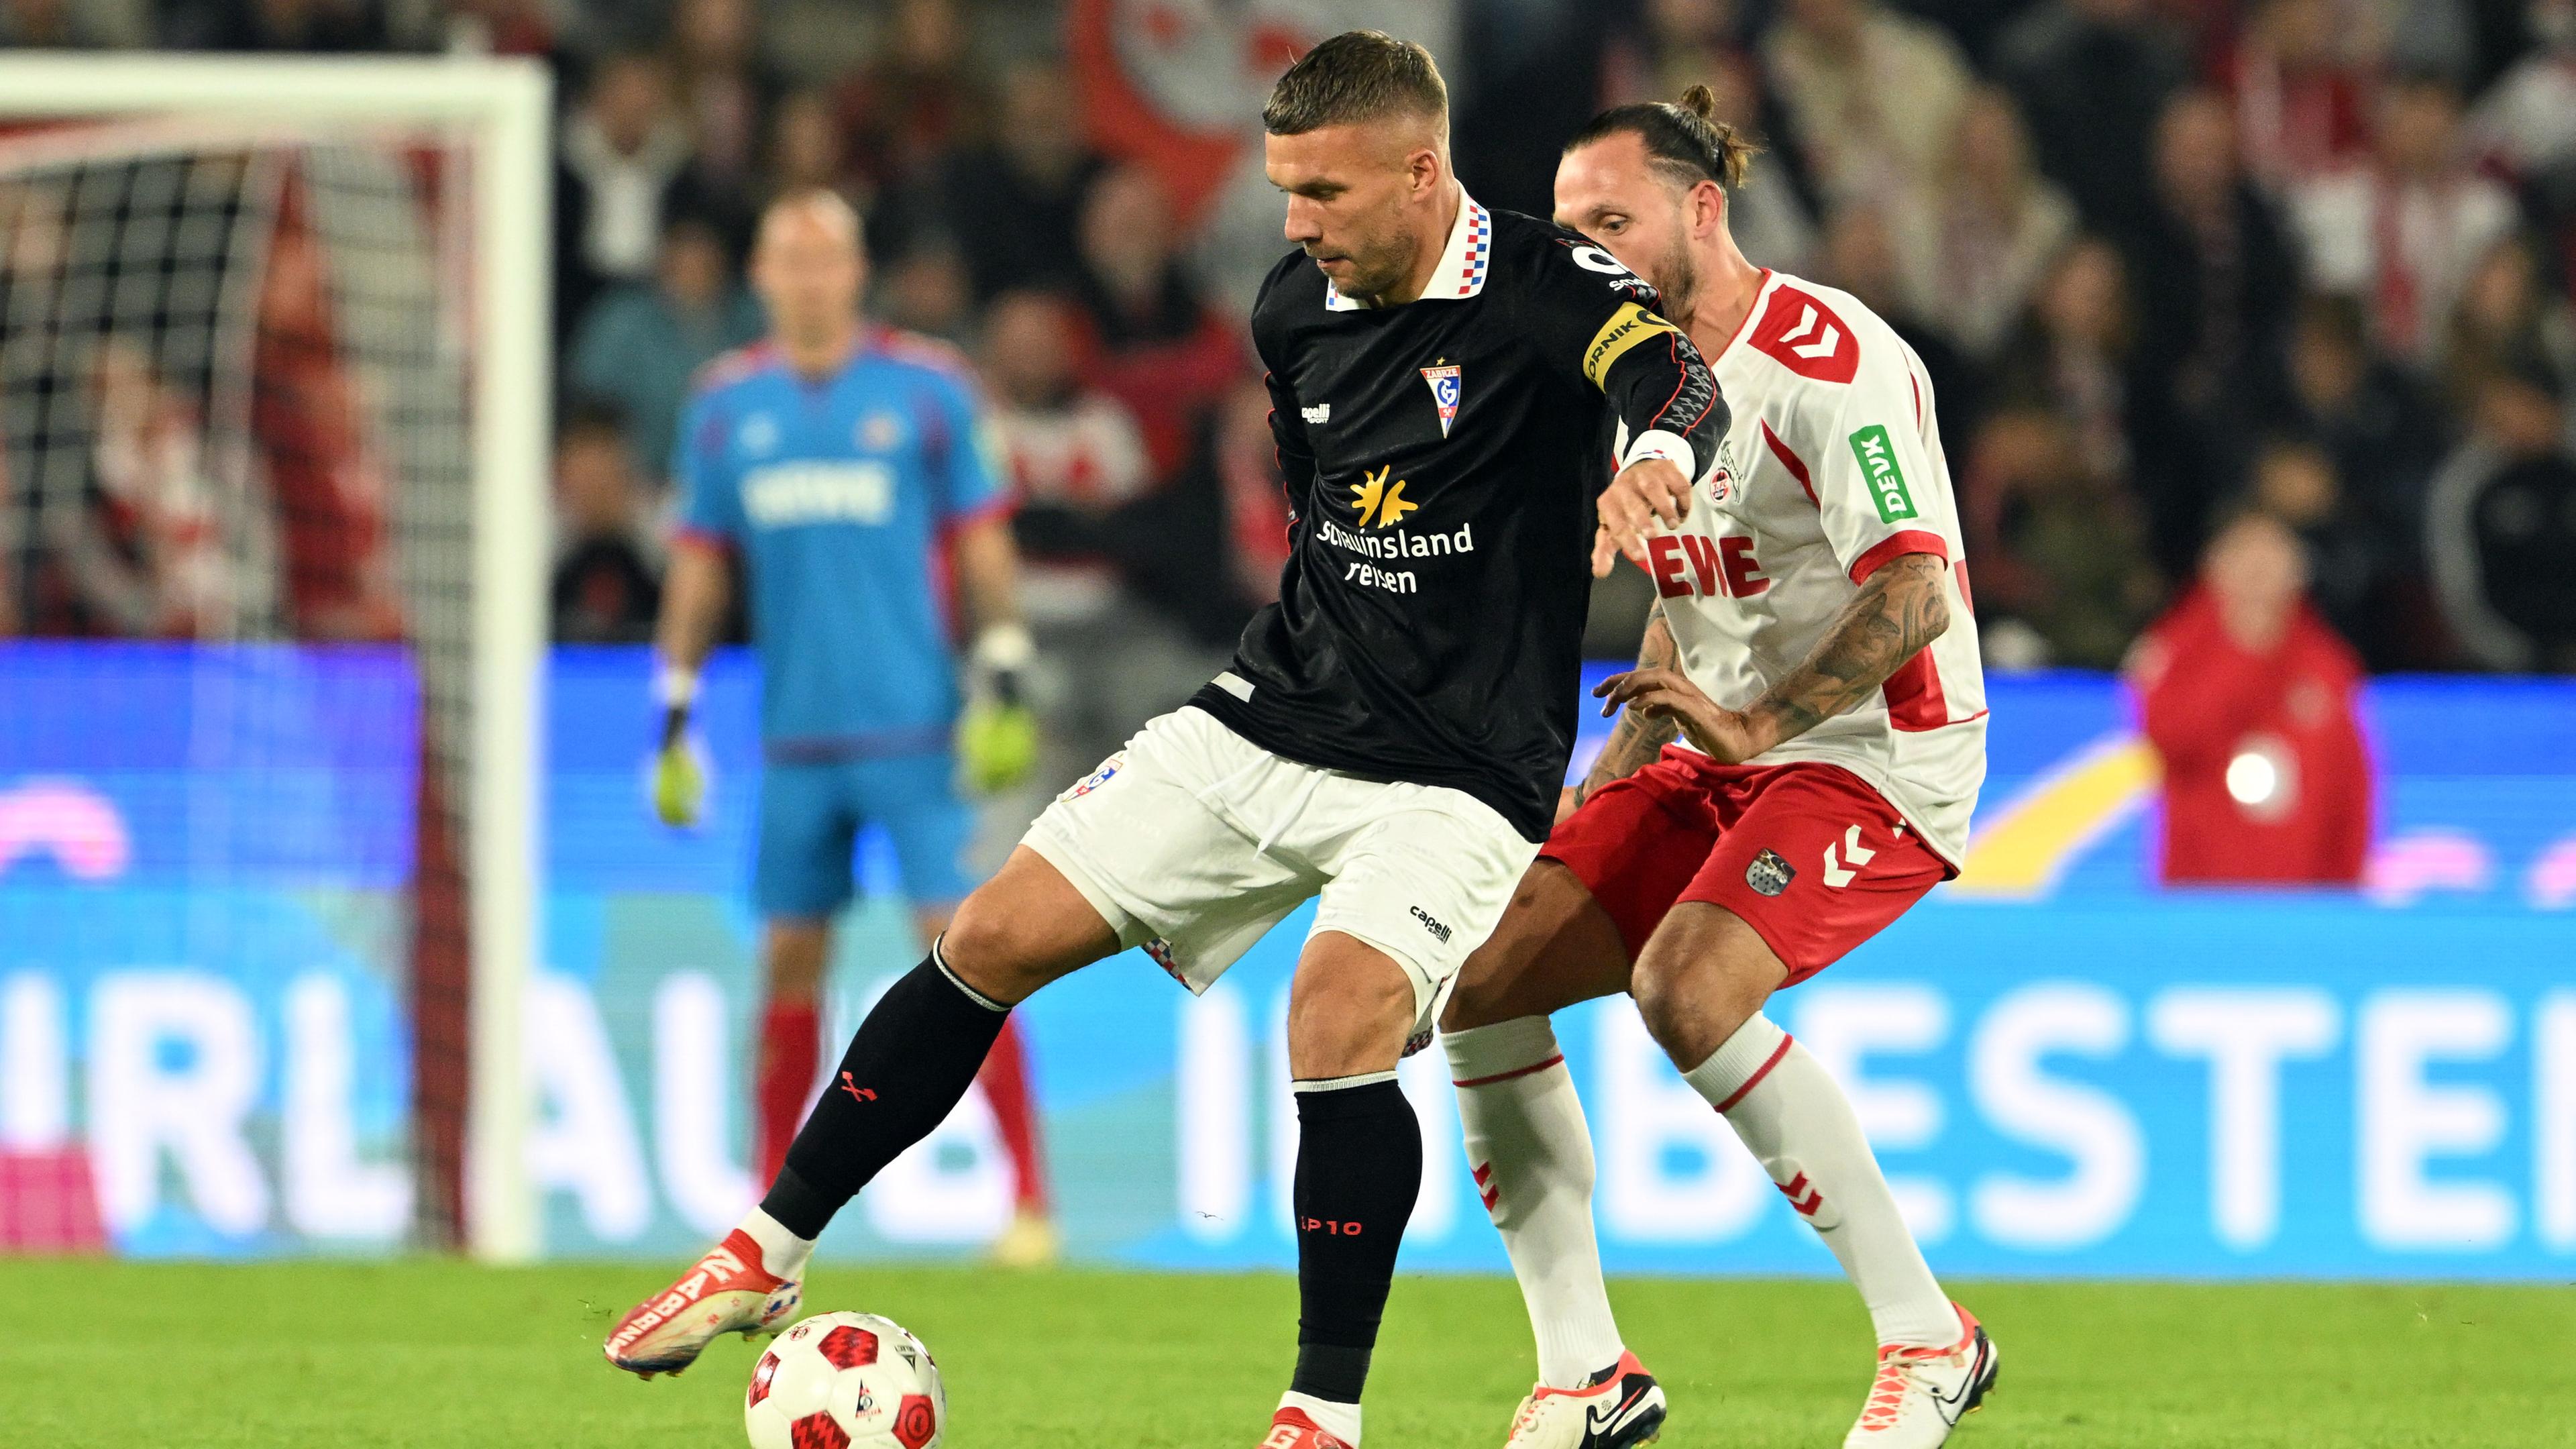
[605,32,1729,1449]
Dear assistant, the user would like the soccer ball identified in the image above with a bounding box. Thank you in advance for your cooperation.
[745,1311,945,1449]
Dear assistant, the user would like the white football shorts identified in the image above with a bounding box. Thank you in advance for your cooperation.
[1022,704,1539,1051]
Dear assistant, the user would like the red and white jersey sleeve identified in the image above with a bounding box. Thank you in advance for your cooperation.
[1635,271,1988,865]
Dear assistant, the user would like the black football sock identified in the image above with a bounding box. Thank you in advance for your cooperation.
[760,947,1009,1240]
[1289,1074,1421,1405]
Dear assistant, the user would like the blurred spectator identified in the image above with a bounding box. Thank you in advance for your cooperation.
[2469,0,2576,220]
[59,342,236,639]
[567,213,764,481]
[555,50,702,346]
[1814,205,1976,456]
[2124,89,2302,573]
[837,0,984,202]
[2442,233,2576,423]
[2289,72,2520,368]
[162,0,383,51]
[2216,0,2375,193]
[1896,85,2078,361]
[1685,52,1821,276]
[1962,409,2161,668]
[2426,362,2576,667]
[663,0,780,212]
[766,89,858,206]
[977,290,1226,819]
[876,243,976,343]
[2282,292,2450,662]
[1994,0,2192,241]
[0,0,122,46]
[434,0,555,57]
[1762,0,1973,217]
[1990,237,2137,498]
[2248,435,2400,658]
[2131,508,2373,885]
[549,402,662,645]
[253,227,401,641]
[934,59,1106,304]
[1071,164,1244,480]
[981,290,1154,629]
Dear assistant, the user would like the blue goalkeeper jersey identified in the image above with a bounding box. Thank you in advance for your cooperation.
[673,329,1008,759]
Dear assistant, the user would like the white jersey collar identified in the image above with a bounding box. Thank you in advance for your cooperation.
[1323,188,1491,312]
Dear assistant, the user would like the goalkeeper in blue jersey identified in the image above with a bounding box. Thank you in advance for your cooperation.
[649,189,1055,1263]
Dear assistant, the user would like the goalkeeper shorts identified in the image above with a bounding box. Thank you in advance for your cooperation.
[1023,705,1536,1053]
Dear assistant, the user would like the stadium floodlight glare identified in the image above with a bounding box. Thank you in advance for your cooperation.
[0,54,549,1262]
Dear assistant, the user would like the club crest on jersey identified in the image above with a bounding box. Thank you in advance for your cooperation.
[1707,439,1743,502]
[1746,847,1795,897]
[1420,364,1463,437]
[1060,753,1124,802]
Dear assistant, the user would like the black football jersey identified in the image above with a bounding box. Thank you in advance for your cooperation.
[1188,192,1729,841]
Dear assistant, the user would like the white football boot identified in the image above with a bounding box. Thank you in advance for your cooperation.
[602,1228,802,1378]
[1258,1406,1356,1449]
[1501,1350,1668,1448]
[1843,1303,1998,1448]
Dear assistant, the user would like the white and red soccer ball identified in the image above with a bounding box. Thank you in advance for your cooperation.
[745,1311,945,1449]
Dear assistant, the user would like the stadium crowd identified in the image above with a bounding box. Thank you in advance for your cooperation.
[5,0,2576,679]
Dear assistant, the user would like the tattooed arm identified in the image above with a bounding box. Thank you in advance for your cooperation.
[1567,604,1682,817]
[1591,553,1951,764]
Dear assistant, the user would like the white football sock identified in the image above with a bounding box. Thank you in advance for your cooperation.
[1682,1012,1957,1348]
[738,1205,815,1283]
[1279,1389,1362,1444]
[1445,1016,1625,1389]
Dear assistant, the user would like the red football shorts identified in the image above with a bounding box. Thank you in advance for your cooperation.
[1542,747,1951,986]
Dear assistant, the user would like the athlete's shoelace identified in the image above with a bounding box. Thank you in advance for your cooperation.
[1507,1393,1546,1442]
[1857,1350,1937,1431]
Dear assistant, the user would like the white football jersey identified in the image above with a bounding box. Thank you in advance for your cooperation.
[1619,270,1987,865]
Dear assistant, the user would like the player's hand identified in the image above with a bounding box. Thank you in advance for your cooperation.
[1593,456,1695,577]
[1594,667,1774,764]
[650,731,709,828]
[958,696,1039,794]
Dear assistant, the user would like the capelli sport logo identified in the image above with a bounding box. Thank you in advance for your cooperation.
[1410,905,1452,943]
[1350,466,1419,528]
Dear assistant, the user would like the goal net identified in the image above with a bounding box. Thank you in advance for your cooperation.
[0,58,547,1260]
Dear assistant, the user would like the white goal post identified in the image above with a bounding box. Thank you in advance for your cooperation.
[0,54,550,1262]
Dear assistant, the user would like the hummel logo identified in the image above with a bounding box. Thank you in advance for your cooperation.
[1822,824,1877,888]
[1301,402,1331,424]
[839,1072,876,1103]
[1779,304,1841,361]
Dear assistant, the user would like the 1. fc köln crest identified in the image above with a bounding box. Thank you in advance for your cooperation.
[1420,364,1463,437]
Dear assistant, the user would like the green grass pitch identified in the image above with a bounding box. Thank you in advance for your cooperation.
[1,1260,2567,1446]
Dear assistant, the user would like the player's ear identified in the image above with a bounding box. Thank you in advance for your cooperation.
[1407,144,1442,199]
[1693,180,1727,238]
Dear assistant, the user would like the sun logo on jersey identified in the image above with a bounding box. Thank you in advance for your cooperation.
[1350,466,1419,529]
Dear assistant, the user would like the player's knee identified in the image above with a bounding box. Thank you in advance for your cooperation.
[1629,948,1695,1057]
[937,893,1061,1004]
[1287,938,1416,1078]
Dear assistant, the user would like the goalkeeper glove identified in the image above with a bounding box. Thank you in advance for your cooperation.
[958,623,1039,795]
[649,665,710,829]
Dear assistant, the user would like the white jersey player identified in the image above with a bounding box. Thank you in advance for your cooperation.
[1433,91,1996,1449]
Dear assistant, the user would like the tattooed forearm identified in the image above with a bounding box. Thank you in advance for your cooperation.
[1575,606,1682,806]
[1748,552,1950,748]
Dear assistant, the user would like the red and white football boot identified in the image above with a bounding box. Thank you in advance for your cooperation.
[602,1228,803,1378]
[1501,1350,1668,1448]
[1258,1405,1357,1449]
[1843,1303,1999,1448]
